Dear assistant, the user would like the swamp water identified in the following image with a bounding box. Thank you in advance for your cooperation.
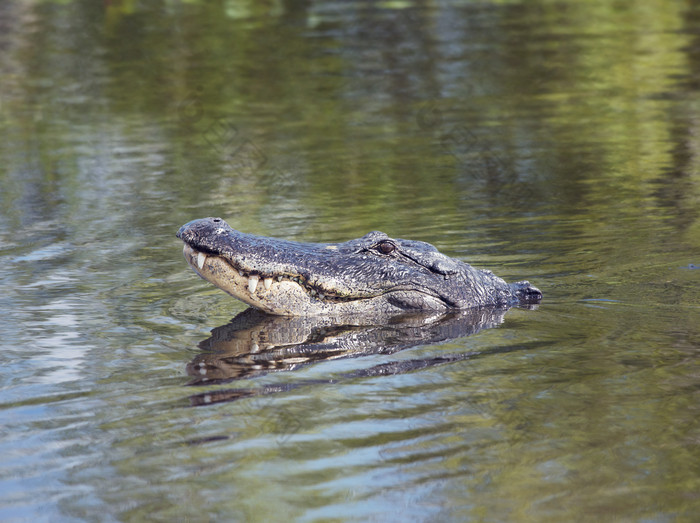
[1,1,700,521]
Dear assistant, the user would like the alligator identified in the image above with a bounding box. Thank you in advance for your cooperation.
[176,217,542,316]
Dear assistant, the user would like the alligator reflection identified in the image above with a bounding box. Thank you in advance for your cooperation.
[186,307,512,407]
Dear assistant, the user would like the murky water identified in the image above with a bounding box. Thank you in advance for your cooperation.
[1,0,700,521]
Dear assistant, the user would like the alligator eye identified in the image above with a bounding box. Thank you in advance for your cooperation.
[376,241,396,255]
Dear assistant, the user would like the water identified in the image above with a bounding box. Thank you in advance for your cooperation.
[1,0,699,521]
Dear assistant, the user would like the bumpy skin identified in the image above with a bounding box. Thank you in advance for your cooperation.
[176,217,542,316]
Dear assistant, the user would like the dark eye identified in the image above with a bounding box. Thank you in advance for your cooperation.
[376,241,396,255]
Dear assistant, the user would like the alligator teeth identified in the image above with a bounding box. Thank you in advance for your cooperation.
[197,252,207,270]
[248,275,260,294]
[263,278,273,290]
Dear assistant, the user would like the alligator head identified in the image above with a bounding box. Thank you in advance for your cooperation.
[176,217,542,316]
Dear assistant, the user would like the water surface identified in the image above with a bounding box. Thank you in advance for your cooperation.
[1,0,700,521]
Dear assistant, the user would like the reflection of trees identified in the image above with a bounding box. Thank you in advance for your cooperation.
[651,2,700,242]
[1,0,699,239]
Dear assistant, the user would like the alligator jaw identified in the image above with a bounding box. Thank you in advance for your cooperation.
[183,244,325,314]
[182,244,451,316]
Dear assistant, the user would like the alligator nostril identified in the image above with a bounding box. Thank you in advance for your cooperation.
[213,218,222,223]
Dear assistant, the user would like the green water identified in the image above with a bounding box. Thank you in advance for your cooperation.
[1,0,700,521]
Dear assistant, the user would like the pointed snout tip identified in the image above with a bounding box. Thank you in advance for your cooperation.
[176,217,227,240]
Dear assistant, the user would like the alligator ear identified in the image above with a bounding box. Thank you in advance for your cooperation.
[402,246,460,275]
[387,292,451,310]
[426,254,460,276]
[395,239,461,275]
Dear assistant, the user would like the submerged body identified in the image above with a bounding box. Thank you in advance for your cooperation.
[176,218,542,316]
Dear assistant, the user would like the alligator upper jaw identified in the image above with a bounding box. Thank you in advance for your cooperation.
[182,244,356,314]
[181,244,451,315]
[183,243,339,301]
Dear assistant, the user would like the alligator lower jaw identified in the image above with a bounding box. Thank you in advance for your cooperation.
[182,244,362,315]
